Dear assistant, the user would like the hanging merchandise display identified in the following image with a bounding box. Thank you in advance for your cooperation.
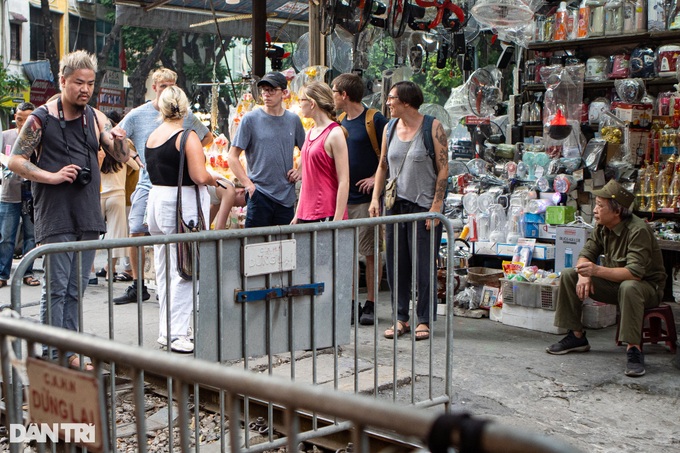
[470,0,534,29]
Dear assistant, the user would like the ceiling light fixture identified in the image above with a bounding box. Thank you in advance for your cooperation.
[226,0,240,5]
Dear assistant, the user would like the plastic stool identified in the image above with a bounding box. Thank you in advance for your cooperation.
[615,304,678,353]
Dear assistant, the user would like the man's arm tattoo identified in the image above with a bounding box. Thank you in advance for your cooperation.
[100,118,128,162]
[11,116,43,180]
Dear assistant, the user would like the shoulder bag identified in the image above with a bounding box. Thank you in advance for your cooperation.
[176,129,206,280]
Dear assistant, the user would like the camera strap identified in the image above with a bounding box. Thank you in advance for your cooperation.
[57,96,93,171]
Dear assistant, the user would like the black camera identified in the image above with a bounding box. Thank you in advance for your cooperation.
[76,167,92,186]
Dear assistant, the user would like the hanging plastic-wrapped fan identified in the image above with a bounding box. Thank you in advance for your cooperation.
[292,32,337,72]
[420,103,453,136]
[467,68,502,117]
[331,29,353,74]
[470,0,534,29]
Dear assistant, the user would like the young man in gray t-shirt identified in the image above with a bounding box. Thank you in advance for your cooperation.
[227,72,306,228]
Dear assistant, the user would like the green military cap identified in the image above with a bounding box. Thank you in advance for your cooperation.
[591,180,635,208]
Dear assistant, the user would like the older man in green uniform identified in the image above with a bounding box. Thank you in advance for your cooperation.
[546,180,666,377]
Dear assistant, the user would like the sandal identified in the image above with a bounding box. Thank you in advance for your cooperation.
[415,324,430,341]
[114,272,133,282]
[68,355,94,371]
[384,320,410,339]
[23,276,40,286]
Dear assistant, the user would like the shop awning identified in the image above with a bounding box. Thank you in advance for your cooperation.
[114,0,309,41]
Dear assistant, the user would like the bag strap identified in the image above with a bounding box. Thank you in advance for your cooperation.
[176,130,205,228]
[422,114,437,174]
[338,108,381,156]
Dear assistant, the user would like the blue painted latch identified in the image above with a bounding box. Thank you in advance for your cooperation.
[235,283,325,303]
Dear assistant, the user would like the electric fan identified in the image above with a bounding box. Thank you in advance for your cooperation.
[470,0,534,29]
[467,68,502,117]
[292,32,337,72]
[333,0,378,35]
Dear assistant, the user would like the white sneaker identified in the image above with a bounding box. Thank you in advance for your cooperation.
[187,327,194,341]
[170,336,194,353]
[157,336,167,347]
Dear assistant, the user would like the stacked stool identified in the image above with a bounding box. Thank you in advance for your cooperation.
[615,303,677,353]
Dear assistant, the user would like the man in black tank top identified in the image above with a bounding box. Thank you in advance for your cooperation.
[8,50,129,367]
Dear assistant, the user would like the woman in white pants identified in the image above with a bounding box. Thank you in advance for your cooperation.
[144,86,215,353]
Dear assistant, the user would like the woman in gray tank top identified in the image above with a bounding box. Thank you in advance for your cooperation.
[368,81,449,342]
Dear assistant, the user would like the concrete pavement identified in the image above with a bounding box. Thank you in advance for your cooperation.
[3,255,679,453]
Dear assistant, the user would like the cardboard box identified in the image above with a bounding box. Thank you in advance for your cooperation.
[501,303,567,334]
[473,241,497,255]
[555,226,591,273]
[538,223,557,240]
[496,243,516,256]
[582,300,617,329]
[534,244,556,260]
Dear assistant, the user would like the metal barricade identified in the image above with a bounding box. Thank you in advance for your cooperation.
[10,213,454,411]
[0,314,583,453]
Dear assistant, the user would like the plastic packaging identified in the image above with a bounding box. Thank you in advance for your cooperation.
[585,56,608,81]
[604,0,624,35]
[587,0,606,36]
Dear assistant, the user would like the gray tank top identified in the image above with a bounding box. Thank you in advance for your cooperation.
[387,128,436,209]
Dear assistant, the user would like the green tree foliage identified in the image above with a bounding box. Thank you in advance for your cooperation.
[0,65,29,128]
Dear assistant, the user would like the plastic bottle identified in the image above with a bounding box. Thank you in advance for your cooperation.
[578,0,591,38]
[554,2,569,40]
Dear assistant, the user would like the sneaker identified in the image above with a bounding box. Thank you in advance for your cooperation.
[88,277,98,286]
[157,336,167,347]
[625,347,645,377]
[95,268,107,278]
[351,301,362,325]
[187,327,194,341]
[359,302,375,325]
[546,330,591,355]
[113,284,151,305]
[170,336,194,353]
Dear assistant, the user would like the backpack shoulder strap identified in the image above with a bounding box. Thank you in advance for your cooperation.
[337,111,347,123]
[422,115,437,174]
[365,108,380,156]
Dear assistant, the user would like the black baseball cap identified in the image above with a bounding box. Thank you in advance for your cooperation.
[256,72,287,90]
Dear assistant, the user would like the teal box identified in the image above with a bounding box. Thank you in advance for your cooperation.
[523,213,545,224]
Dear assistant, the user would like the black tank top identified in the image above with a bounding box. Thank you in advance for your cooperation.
[145,130,194,186]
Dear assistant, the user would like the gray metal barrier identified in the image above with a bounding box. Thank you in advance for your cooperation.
[0,315,584,453]
[9,213,455,410]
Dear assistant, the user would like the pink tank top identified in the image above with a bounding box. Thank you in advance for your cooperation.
[297,122,347,221]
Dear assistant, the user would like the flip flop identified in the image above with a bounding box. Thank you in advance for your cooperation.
[114,272,133,282]
[384,320,410,339]
[68,355,94,371]
[23,276,41,286]
[415,324,430,341]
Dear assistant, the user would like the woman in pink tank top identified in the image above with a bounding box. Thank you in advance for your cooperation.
[293,82,349,223]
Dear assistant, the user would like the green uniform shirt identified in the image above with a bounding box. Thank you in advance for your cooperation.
[579,214,666,292]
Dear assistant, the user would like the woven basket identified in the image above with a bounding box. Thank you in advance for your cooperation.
[467,267,504,287]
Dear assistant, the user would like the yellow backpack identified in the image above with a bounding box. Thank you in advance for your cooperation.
[337,108,381,156]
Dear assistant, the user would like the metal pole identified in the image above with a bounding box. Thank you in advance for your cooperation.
[252,0,267,76]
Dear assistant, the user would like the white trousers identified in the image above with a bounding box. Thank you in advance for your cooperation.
[147,185,209,338]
